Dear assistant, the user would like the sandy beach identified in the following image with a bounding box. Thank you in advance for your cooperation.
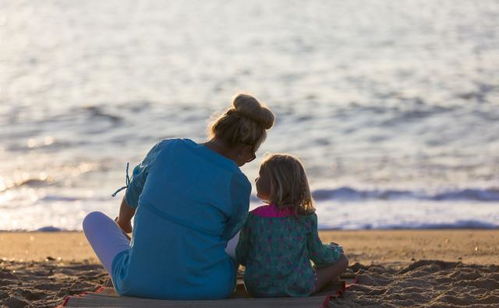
[0,230,497,307]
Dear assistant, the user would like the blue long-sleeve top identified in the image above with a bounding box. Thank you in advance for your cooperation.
[111,139,251,299]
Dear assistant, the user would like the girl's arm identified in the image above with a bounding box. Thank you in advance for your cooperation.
[306,214,343,268]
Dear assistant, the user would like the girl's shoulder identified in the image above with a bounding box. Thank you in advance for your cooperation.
[250,204,317,218]
[250,204,293,218]
[246,206,316,236]
[248,205,317,227]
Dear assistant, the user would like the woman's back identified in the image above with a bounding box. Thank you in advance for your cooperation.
[112,139,251,299]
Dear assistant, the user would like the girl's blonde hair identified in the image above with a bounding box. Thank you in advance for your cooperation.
[260,154,315,215]
[209,94,274,150]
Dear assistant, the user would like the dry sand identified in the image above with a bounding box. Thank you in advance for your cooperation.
[0,230,497,307]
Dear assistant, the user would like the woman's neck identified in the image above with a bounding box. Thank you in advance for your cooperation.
[203,138,238,162]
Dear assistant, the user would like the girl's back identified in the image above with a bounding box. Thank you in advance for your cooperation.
[236,205,341,297]
[236,154,346,297]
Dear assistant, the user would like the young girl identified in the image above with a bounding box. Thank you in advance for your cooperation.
[236,154,348,297]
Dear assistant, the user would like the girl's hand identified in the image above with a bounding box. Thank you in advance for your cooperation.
[114,217,132,234]
[329,242,344,254]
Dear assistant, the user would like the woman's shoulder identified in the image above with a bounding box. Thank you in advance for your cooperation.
[177,139,244,172]
[139,139,196,168]
[147,138,181,153]
[150,138,203,159]
[154,138,193,149]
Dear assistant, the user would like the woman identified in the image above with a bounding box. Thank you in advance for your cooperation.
[83,94,274,299]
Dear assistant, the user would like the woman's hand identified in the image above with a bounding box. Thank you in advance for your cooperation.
[115,197,136,234]
[115,216,133,234]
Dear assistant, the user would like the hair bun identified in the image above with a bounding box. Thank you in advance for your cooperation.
[232,94,274,129]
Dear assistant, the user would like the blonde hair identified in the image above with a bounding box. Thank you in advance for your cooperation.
[209,94,274,150]
[260,154,315,215]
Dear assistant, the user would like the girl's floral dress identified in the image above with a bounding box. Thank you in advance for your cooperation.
[236,204,343,297]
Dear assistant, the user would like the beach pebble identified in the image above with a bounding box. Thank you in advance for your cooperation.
[0,270,17,280]
[3,295,29,308]
[56,288,70,297]
[16,289,44,301]
[349,262,368,273]
[0,290,8,299]
[69,280,96,291]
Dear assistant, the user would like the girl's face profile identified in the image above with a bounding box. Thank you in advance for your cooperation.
[256,167,271,201]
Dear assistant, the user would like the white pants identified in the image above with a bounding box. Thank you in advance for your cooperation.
[82,211,130,273]
[82,211,240,274]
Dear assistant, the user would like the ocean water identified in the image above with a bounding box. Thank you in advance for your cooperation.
[1,0,498,230]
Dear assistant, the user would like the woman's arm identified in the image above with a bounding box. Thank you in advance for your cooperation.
[221,174,251,240]
[235,222,250,266]
[115,197,135,234]
[114,141,165,234]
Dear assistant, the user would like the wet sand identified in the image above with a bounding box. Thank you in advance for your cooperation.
[0,230,498,307]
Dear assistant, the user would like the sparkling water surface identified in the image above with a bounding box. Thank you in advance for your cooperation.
[1,0,498,230]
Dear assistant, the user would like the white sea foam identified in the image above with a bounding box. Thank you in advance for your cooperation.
[314,200,499,230]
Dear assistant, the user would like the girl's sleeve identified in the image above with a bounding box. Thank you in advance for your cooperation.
[221,173,251,240]
[124,141,164,209]
[235,217,250,266]
[306,213,343,268]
